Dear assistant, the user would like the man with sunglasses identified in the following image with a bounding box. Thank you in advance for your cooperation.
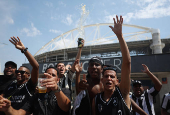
[0,36,39,114]
[0,67,71,115]
[0,61,17,95]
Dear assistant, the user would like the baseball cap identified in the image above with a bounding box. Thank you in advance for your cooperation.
[5,61,17,68]
[88,56,103,66]
[132,80,142,86]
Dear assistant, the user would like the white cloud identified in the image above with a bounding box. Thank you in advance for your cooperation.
[134,0,170,18]
[136,0,153,6]
[123,13,134,23]
[44,1,53,7]
[49,29,62,34]
[103,14,116,23]
[103,10,110,15]
[114,0,170,22]
[4,16,14,24]
[53,39,72,49]
[58,1,66,7]
[0,1,14,25]
[111,2,116,5]
[125,0,135,4]
[98,2,105,6]
[21,23,42,37]
[51,15,61,20]
[62,14,73,25]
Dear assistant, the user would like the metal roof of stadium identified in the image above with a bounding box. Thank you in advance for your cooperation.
[35,38,170,60]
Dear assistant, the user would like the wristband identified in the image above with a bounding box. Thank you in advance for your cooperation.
[53,85,61,93]
[21,47,28,53]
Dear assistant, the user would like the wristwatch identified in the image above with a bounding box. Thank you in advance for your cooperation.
[21,47,28,53]
[53,86,61,93]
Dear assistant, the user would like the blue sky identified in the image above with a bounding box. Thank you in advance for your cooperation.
[0,0,170,73]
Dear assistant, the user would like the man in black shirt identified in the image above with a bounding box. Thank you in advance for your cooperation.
[91,15,132,115]
[0,67,71,115]
[0,36,39,114]
[0,61,17,94]
[73,15,132,115]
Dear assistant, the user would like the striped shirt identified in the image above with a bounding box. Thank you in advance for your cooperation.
[59,70,75,89]
[72,90,91,115]
[58,70,75,100]
[161,92,170,113]
[130,87,159,115]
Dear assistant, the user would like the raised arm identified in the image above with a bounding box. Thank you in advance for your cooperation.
[74,59,84,94]
[131,99,147,115]
[70,39,84,72]
[109,15,131,106]
[9,36,39,85]
[141,64,162,91]
[43,73,71,112]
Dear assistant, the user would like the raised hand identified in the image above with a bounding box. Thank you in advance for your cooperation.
[66,64,71,71]
[109,15,123,36]
[74,59,83,73]
[80,39,85,48]
[79,74,89,90]
[141,64,149,73]
[77,39,85,48]
[0,95,11,112]
[43,73,60,91]
[9,36,25,50]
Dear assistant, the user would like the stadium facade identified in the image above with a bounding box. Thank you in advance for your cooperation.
[23,24,170,114]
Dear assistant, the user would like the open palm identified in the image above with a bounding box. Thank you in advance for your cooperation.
[9,36,25,50]
[109,15,123,35]
[141,64,149,73]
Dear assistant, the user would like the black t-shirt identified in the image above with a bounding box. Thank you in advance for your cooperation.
[72,90,92,115]
[21,91,69,115]
[0,75,16,95]
[95,86,132,115]
[3,79,36,110]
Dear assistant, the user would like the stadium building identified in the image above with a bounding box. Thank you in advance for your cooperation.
[23,23,170,114]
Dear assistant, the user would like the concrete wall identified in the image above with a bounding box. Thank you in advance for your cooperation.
[154,73,170,114]
[158,73,170,104]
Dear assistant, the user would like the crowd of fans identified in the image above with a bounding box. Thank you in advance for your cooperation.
[0,15,169,115]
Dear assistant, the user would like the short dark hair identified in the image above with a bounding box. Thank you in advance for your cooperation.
[5,61,17,68]
[102,67,117,75]
[55,62,65,68]
[19,66,30,74]
[45,66,57,73]
[103,64,115,68]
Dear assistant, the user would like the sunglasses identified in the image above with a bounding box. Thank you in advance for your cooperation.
[15,70,29,75]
